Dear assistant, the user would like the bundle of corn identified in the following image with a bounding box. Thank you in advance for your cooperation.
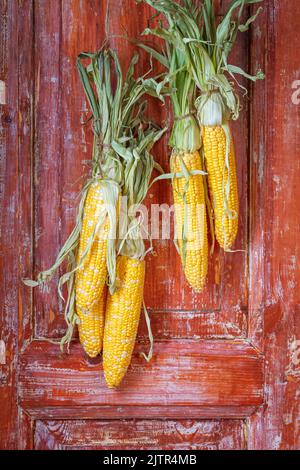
[139,4,209,292]
[141,0,264,251]
[25,47,166,371]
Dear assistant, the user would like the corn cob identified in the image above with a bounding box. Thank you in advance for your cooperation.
[171,151,208,292]
[103,256,145,388]
[76,302,106,357]
[75,182,108,357]
[202,125,239,250]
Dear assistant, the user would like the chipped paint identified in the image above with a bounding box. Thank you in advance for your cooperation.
[34,419,247,450]
[0,340,6,364]
[0,81,6,105]
[285,337,300,379]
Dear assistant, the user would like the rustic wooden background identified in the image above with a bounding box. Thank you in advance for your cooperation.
[0,0,299,450]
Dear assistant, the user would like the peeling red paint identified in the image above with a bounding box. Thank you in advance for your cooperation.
[0,0,299,450]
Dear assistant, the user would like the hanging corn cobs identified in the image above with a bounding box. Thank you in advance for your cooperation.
[24,47,167,388]
[141,0,264,252]
[170,151,208,292]
[24,0,265,387]
[139,5,209,292]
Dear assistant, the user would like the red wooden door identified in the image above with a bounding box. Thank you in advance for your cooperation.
[0,0,299,450]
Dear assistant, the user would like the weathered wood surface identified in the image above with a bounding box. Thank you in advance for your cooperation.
[0,0,19,450]
[248,0,300,450]
[34,419,246,450]
[19,340,263,419]
[0,0,299,450]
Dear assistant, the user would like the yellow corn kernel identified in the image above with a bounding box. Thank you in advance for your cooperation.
[171,151,208,292]
[103,256,145,388]
[202,125,239,250]
[75,182,108,357]
[77,301,106,358]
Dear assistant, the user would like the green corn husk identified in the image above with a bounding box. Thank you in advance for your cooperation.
[24,46,167,351]
[139,29,201,152]
[138,3,209,268]
[141,0,264,122]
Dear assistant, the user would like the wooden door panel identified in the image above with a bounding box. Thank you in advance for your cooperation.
[33,0,103,339]
[16,0,262,448]
[5,0,300,451]
[19,340,262,419]
[137,308,247,340]
[34,419,246,450]
[32,0,249,343]
[33,0,64,337]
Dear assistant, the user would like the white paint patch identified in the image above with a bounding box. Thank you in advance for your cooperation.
[176,421,216,435]
[258,142,265,183]
[272,175,283,193]
[81,126,87,154]
[0,81,6,105]
[285,337,300,378]
[275,276,284,302]
[272,434,282,450]
[283,412,293,425]
[0,340,5,364]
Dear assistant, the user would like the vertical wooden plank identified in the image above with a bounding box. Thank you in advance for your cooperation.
[248,0,267,351]
[0,0,35,449]
[18,0,34,350]
[51,0,104,339]
[0,0,19,450]
[17,0,35,449]
[33,0,63,338]
[60,0,104,242]
[249,0,300,450]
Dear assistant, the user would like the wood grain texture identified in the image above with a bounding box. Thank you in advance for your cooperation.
[33,0,63,338]
[248,0,300,450]
[34,419,246,450]
[17,0,35,449]
[2,0,298,451]
[18,0,34,351]
[137,308,247,340]
[0,0,19,450]
[19,340,263,419]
